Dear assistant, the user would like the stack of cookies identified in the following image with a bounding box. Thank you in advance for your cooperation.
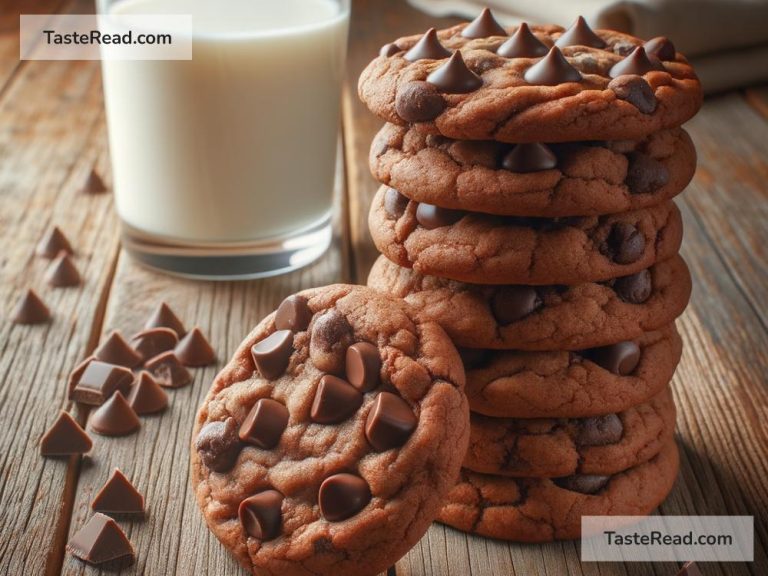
[359,10,702,541]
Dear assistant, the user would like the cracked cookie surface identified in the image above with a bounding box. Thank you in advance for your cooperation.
[191,285,469,576]
[359,23,702,143]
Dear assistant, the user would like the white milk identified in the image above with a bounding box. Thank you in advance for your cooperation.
[101,0,348,243]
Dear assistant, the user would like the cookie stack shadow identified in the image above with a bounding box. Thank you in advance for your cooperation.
[360,12,702,542]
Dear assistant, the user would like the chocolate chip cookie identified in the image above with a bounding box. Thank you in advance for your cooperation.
[438,440,679,542]
[370,124,696,217]
[371,187,682,285]
[191,285,469,576]
[359,20,702,143]
[464,386,675,477]
[368,254,690,350]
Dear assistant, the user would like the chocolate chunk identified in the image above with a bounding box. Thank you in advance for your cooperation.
[83,169,108,194]
[613,269,652,303]
[365,392,417,451]
[600,222,645,265]
[92,469,144,515]
[40,411,92,456]
[239,490,284,541]
[346,342,381,392]
[89,391,141,437]
[501,143,557,173]
[144,302,186,337]
[497,22,548,58]
[591,341,641,375]
[311,375,363,424]
[426,51,483,94]
[130,328,178,362]
[610,47,664,78]
[95,331,142,368]
[318,473,371,522]
[608,75,657,114]
[461,8,507,38]
[555,16,606,48]
[67,356,96,396]
[71,361,133,405]
[36,226,73,258]
[127,371,168,415]
[677,561,703,576]
[416,203,465,229]
[145,351,192,388]
[239,398,289,449]
[395,81,446,122]
[555,474,610,494]
[11,289,51,325]
[404,28,451,61]
[196,417,242,473]
[309,309,354,375]
[625,152,669,195]
[644,36,676,61]
[458,347,492,369]
[384,188,409,219]
[252,330,294,380]
[577,414,624,447]
[175,327,216,366]
[524,47,582,85]
[379,42,401,57]
[66,513,134,566]
[490,286,541,325]
[45,252,80,287]
[275,295,313,332]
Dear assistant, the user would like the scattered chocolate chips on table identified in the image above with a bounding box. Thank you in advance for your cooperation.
[144,351,192,388]
[95,331,143,368]
[45,251,81,287]
[130,327,178,362]
[83,168,108,194]
[70,360,133,405]
[36,226,73,258]
[89,391,141,437]
[127,371,168,415]
[143,302,186,337]
[40,411,92,456]
[92,468,145,515]
[175,327,216,366]
[11,288,51,325]
[67,513,134,566]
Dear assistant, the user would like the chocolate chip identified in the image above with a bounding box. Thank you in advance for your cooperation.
[591,341,641,375]
[89,391,141,437]
[196,417,242,473]
[609,47,664,78]
[554,474,610,494]
[95,331,142,368]
[416,203,465,229]
[491,286,541,325]
[600,222,646,265]
[11,288,51,325]
[379,42,401,57]
[239,490,284,541]
[577,414,624,447]
[70,361,134,405]
[126,371,168,415]
[501,143,557,173]
[384,188,409,219]
[461,8,507,38]
[613,269,652,303]
[395,81,446,122]
[144,351,192,388]
[239,398,289,449]
[365,392,417,451]
[91,469,144,515]
[310,309,354,374]
[497,22,548,58]
[130,328,178,362]
[275,295,313,332]
[40,411,92,456]
[311,375,363,424]
[318,473,371,521]
[36,226,73,258]
[66,513,134,566]
[458,348,493,369]
[524,47,582,85]
[46,252,80,287]
[346,342,381,392]
[426,51,483,94]
[144,302,186,337]
[83,169,108,194]
[625,152,669,195]
[608,75,657,114]
[555,16,606,48]
[644,36,676,61]
[175,327,216,366]
[404,28,451,61]
[251,330,294,380]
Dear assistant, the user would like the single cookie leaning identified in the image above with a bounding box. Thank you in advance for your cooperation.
[438,440,679,542]
[464,386,675,477]
[463,324,681,419]
[191,285,469,576]
[370,187,683,285]
[371,124,696,217]
[359,20,702,143]
[368,254,690,350]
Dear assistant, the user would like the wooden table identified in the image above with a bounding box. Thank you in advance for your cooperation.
[1,1,766,574]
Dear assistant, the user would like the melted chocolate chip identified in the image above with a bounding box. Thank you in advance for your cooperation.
[239,490,284,541]
[384,188,409,220]
[310,309,354,374]
[497,23,548,58]
[311,375,363,424]
[625,152,669,195]
[555,16,606,48]
[379,42,401,57]
[577,414,624,446]
[644,36,676,61]
[555,474,610,494]
[239,398,290,449]
[365,392,418,452]
[523,47,582,85]
[196,417,242,473]
[501,143,557,173]
[490,286,541,325]
[275,295,313,332]
[608,75,657,114]
[591,341,641,375]
[609,47,664,78]
[601,222,646,265]
[426,51,483,94]
[613,269,653,303]
[346,342,381,392]
[395,81,446,122]
[319,473,371,522]
[461,8,507,38]
[404,28,451,61]
[416,203,465,229]
[251,330,294,380]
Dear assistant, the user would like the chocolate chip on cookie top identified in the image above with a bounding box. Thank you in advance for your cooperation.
[191,285,468,576]
[360,13,702,142]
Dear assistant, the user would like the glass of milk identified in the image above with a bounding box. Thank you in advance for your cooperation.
[97,0,349,279]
